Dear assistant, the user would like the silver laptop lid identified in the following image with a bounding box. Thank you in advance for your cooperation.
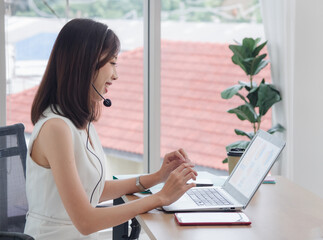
[222,129,285,208]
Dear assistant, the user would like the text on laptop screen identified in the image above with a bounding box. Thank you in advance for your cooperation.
[228,136,281,199]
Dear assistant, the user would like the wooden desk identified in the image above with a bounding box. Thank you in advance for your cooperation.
[116,176,323,240]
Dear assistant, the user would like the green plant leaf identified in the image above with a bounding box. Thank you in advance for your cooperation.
[221,85,243,99]
[244,57,254,62]
[227,104,257,123]
[267,124,285,134]
[229,43,252,75]
[225,140,250,152]
[253,41,267,56]
[229,38,268,77]
[234,129,255,139]
[222,157,228,164]
[253,37,261,47]
[239,81,252,91]
[232,54,250,75]
[257,83,282,116]
[229,45,247,60]
[242,38,257,56]
[250,54,268,76]
[253,59,269,76]
[231,55,249,75]
[241,58,253,75]
[233,39,241,45]
[246,86,259,108]
[239,81,258,90]
[235,93,248,103]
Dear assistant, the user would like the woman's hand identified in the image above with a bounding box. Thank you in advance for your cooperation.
[158,148,194,183]
[156,163,197,206]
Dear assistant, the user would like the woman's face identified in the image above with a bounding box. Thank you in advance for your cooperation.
[92,56,118,101]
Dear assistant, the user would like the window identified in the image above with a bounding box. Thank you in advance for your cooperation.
[160,0,270,173]
[3,0,270,176]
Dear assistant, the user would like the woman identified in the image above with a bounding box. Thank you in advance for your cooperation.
[24,18,197,239]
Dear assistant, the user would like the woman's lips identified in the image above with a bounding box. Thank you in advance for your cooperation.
[104,82,111,93]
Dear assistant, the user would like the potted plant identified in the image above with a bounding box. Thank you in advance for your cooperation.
[221,37,284,164]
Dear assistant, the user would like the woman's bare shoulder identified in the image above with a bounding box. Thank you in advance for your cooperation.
[32,118,74,168]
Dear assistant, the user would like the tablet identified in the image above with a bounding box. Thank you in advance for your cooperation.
[175,212,251,226]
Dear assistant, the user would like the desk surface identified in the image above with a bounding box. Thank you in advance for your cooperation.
[122,176,323,240]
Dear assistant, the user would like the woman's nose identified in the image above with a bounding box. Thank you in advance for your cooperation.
[112,70,118,81]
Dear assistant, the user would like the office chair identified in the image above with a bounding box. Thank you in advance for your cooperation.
[113,197,141,240]
[0,123,34,240]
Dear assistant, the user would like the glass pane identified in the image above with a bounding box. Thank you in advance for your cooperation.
[5,0,144,177]
[161,0,271,175]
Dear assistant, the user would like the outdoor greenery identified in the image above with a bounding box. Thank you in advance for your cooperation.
[7,0,262,23]
[9,0,143,19]
[221,37,284,163]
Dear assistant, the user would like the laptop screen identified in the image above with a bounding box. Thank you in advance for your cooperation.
[227,132,282,199]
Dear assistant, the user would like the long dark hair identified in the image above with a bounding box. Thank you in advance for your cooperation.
[31,18,120,129]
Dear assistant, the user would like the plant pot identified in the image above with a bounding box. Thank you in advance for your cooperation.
[227,148,245,175]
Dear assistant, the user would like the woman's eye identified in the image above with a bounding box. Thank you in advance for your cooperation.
[110,62,117,66]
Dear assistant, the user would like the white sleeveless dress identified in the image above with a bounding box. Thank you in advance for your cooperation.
[24,107,106,239]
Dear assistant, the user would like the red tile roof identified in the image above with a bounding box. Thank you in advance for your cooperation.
[6,40,271,171]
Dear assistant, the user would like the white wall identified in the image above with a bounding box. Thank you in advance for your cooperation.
[292,0,323,198]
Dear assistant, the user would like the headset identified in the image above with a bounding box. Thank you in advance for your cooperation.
[91,83,111,107]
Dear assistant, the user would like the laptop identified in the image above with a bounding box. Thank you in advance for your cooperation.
[162,129,285,212]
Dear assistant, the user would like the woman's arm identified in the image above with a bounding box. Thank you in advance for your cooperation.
[90,163,194,234]
[100,148,194,202]
[35,118,196,235]
[99,173,160,202]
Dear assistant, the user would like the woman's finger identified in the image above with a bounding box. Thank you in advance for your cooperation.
[174,163,189,172]
[178,149,195,165]
[179,166,189,177]
[181,169,197,183]
[184,182,196,192]
[173,150,186,162]
[185,158,194,165]
[175,162,194,173]
[178,148,189,160]
[177,166,198,184]
[180,166,195,176]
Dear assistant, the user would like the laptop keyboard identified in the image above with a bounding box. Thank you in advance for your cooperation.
[186,188,232,206]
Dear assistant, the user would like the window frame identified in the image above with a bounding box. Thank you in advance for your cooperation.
[143,0,161,173]
[0,0,6,126]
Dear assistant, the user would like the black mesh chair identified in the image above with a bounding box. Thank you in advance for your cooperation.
[0,123,34,240]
